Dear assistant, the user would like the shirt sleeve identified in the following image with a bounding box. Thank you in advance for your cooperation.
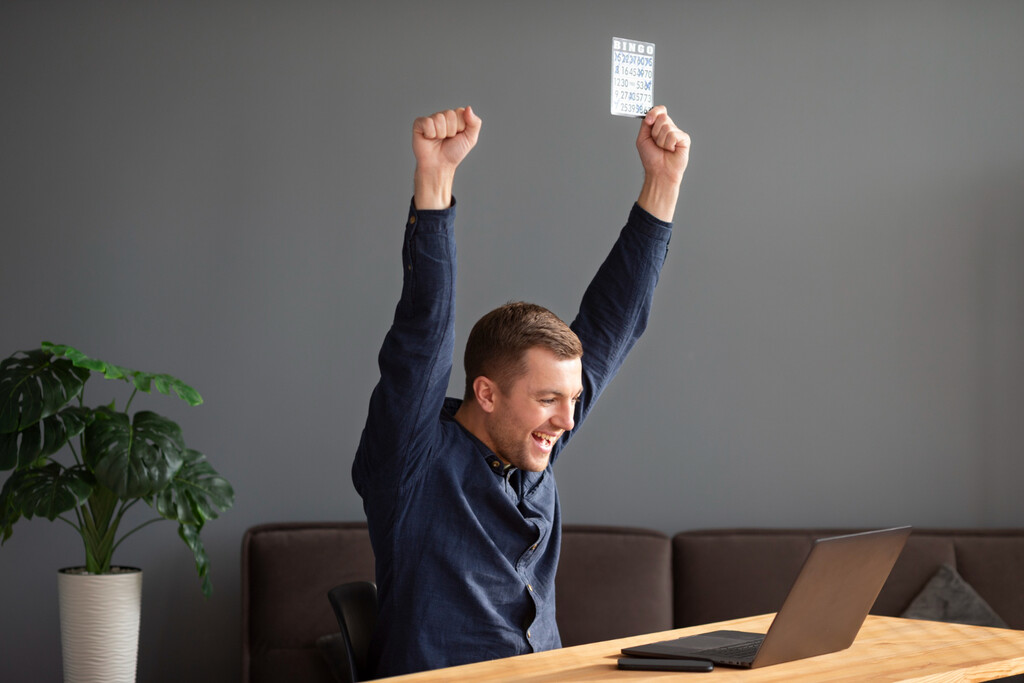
[352,200,457,493]
[554,203,672,461]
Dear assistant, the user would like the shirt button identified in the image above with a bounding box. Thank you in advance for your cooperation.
[527,584,534,592]
[527,630,532,639]
[408,215,416,225]
[531,544,537,551]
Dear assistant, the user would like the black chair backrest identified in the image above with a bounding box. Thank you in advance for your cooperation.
[327,581,378,682]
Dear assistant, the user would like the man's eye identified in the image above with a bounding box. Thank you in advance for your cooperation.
[540,399,555,405]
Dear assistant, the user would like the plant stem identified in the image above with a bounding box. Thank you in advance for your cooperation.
[124,386,139,412]
[111,517,165,556]
[81,486,120,573]
[67,438,82,467]
[58,515,82,534]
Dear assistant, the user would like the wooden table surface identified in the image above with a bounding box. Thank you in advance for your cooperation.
[378,613,1024,682]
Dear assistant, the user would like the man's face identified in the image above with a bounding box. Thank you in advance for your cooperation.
[485,347,583,472]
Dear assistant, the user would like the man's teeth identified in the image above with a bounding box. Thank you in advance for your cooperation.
[534,432,555,445]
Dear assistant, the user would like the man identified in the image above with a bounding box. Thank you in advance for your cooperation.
[353,104,689,677]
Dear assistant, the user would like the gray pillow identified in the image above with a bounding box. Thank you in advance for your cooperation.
[901,564,1008,628]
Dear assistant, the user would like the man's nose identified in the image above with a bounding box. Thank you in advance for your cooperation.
[552,403,575,432]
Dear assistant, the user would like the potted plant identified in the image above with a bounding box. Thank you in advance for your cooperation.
[0,342,234,682]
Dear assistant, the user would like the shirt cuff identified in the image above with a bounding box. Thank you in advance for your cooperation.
[628,202,673,242]
[407,196,457,233]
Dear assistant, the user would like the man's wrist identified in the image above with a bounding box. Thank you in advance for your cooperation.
[414,166,456,210]
[637,174,681,223]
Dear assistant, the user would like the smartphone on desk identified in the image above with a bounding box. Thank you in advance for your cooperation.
[617,657,714,672]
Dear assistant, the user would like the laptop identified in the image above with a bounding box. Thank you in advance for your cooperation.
[621,526,911,668]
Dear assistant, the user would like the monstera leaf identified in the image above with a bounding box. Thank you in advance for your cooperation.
[43,343,203,407]
[149,450,233,598]
[0,474,22,542]
[1,462,94,523]
[84,409,186,499]
[179,522,214,597]
[0,350,91,470]
[0,406,95,472]
[152,449,234,526]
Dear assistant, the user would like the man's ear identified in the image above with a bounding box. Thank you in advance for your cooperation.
[473,376,499,413]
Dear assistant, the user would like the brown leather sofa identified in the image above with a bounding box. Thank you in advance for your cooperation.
[242,523,1024,683]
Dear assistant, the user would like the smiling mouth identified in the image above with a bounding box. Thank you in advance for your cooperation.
[532,432,561,450]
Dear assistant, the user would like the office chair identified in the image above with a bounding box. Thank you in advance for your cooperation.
[326,581,378,682]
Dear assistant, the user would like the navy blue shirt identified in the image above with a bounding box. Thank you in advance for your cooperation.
[353,200,671,677]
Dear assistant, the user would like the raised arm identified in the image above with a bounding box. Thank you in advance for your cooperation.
[353,107,482,492]
[555,107,690,459]
[635,105,690,222]
[412,106,482,210]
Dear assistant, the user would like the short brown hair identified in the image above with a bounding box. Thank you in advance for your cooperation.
[463,302,582,401]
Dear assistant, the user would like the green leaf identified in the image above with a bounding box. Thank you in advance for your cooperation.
[0,475,23,543]
[178,522,214,598]
[84,409,185,498]
[132,374,153,393]
[104,364,128,380]
[153,375,170,395]
[17,423,42,467]
[1,348,89,439]
[136,372,203,407]
[167,377,203,407]
[153,449,234,526]
[53,406,94,442]
[43,344,203,408]
[0,432,16,472]
[4,463,94,521]
[0,405,97,472]
[149,450,230,598]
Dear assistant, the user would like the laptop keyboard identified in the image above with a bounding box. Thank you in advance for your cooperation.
[700,639,762,662]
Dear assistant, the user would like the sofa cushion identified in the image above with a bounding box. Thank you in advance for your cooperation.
[673,530,818,627]
[673,528,1024,631]
[952,533,1024,629]
[870,533,956,615]
[242,522,375,683]
[556,525,672,646]
[672,529,961,627]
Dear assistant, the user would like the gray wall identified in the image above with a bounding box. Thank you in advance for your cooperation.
[2,1,1022,680]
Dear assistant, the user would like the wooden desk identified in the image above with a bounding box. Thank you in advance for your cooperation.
[378,614,1024,681]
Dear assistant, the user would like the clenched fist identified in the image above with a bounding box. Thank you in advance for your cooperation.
[413,106,482,210]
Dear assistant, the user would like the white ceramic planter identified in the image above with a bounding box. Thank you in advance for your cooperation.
[57,567,142,683]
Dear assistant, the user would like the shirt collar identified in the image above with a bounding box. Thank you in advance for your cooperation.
[441,397,513,478]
